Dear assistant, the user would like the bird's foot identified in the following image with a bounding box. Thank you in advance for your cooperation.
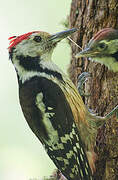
[104,105,118,120]
[77,72,91,97]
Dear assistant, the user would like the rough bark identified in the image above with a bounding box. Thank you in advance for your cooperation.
[68,0,118,179]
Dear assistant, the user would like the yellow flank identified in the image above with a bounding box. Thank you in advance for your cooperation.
[48,74,89,128]
[62,77,88,126]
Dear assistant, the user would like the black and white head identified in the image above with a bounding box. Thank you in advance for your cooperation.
[76,28,118,72]
[8,28,77,80]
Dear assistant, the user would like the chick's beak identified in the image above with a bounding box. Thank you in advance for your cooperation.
[49,28,77,43]
[75,47,92,58]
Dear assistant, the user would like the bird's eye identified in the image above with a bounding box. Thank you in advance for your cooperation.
[33,36,42,42]
[98,42,107,50]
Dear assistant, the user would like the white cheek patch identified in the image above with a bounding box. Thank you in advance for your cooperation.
[15,40,40,57]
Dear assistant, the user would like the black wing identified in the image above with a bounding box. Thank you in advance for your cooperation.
[19,76,92,180]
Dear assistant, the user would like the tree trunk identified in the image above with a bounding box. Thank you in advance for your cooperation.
[68,0,118,179]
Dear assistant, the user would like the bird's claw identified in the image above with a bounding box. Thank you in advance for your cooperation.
[77,72,91,97]
[105,105,118,120]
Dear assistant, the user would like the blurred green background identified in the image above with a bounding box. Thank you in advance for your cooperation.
[0,0,72,179]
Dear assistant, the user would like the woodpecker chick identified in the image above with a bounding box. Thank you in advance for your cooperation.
[8,29,93,180]
[76,28,118,72]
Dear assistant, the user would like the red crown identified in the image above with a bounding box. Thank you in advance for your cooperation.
[8,31,39,51]
[92,28,115,42]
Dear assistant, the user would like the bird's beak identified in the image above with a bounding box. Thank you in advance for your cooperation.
[75,47,92,58]
[49,28,77,42]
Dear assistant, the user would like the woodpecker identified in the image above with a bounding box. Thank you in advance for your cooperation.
[76,28,118,72]
[8,29,118,179]
[8,28,93,180]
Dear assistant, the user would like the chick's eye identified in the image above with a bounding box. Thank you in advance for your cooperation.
[98,42,107,49]
[33,36,42,42]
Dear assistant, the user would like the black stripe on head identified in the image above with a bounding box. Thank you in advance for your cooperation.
[111,51,118,61]
[16,55,64,81]
[17,55,40,70]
